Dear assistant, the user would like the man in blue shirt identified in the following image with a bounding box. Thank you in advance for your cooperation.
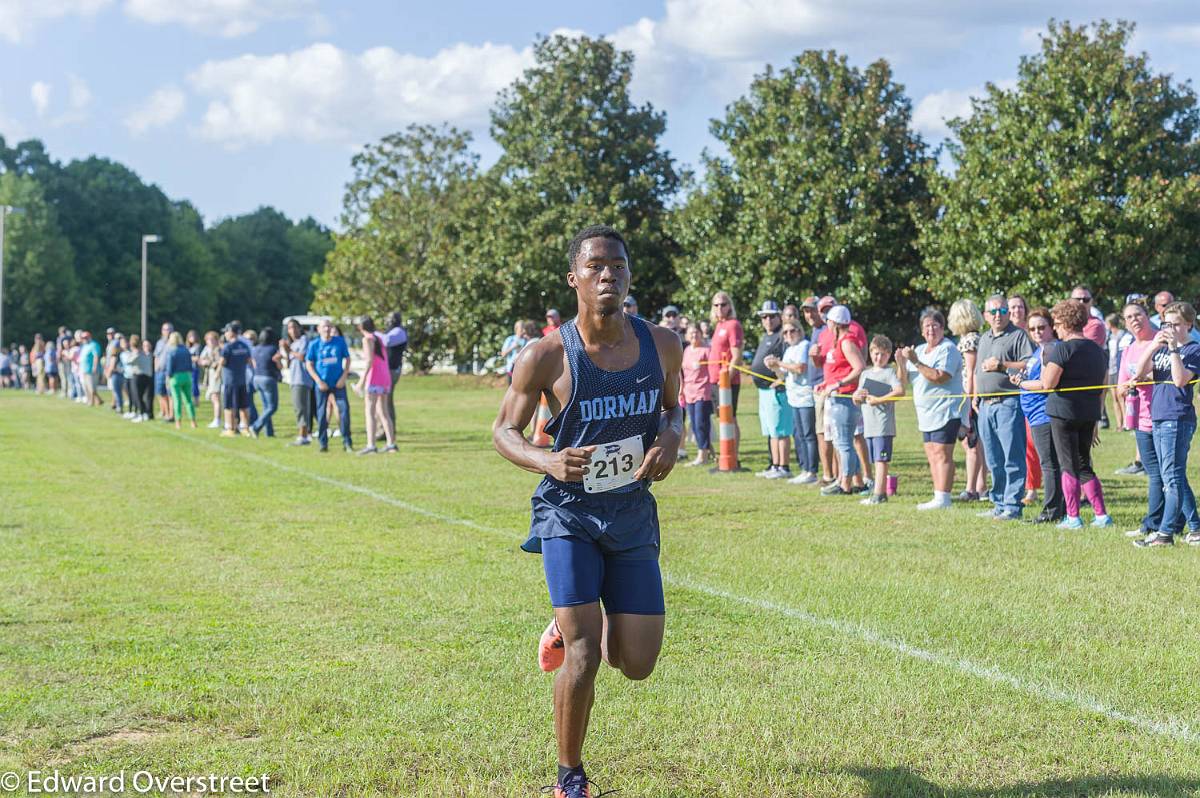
[219,322,253,437]
[79,331,103,407]
[305,319,353,452]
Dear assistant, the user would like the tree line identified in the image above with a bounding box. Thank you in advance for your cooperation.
[0,139,333,346]
[316,19,1200,368]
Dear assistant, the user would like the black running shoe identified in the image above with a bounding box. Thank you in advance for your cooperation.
[1133,533,1174,548]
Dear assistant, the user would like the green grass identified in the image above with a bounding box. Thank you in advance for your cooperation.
[1,378,1198,797]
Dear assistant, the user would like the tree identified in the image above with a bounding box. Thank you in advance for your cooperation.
[672,50,934,338]
[484,34,681,331]
[208,207,332,329]
[919,20,1200,308]
[0,172,78,345]
[312,124,482,371]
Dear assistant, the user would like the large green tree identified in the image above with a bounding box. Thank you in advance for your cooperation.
[0,172,78,346]
[672,50,934,337]
[919,20,1200,307]
[484,34,681,329]
[208,207,332,330]
[313,124,483,370]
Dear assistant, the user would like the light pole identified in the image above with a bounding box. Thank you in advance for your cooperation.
[0,205,25,351]
[140,234,161,341]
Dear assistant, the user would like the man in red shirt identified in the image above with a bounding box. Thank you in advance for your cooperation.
[542,309,561,337]
[708,290,744,449]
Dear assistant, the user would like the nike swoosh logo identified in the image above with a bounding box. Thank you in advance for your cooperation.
[635,374,650,384]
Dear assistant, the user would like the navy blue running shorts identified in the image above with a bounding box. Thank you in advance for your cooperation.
[922,418,961,445]
[866,435,893,463]
[526,480,664,615]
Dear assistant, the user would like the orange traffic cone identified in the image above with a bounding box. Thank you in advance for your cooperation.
[531,394,553,448]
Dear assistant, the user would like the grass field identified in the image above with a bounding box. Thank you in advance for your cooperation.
[2,377,1199,798]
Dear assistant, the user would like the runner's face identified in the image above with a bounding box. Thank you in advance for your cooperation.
[569,237,629,316]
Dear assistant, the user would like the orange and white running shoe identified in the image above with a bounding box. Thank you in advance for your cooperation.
[538,618,565,672]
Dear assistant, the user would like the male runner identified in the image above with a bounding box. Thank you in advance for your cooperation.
[493,225,683,798]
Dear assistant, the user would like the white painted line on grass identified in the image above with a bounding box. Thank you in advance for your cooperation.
[162,428,1200,747]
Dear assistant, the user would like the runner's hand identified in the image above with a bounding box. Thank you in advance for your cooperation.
[635,440,678,482]
[545,447,595,482]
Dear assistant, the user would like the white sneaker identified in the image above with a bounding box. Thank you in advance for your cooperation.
[765,468,791,480]
[788,472,818,485]
[917,497,952,511]
[207,419,221,429]
[1124,528,1148,538]
[131,415,143,423]
[332,429,342,438]
[122,412,135,419]
[755,466,776,478]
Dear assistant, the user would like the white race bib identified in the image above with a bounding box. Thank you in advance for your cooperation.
[583,435,645,494]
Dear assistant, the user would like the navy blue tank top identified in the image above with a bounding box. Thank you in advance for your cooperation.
[542,315,663,495]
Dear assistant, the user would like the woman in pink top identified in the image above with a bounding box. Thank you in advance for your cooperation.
[682,324,713,465]
[355,316,397,455]
[1116,301,1160,537]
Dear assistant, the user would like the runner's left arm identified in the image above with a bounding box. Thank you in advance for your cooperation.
[635,327,684,482]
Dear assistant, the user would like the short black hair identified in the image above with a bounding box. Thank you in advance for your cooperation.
[567,224,629,271]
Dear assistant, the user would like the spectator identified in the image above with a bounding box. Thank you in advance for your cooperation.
[186,330,202,404]
[623,295,638,317]
[44,342,58,394]
[659,305,682,335]
[284,319,314,446]
[1103,312,1127,430]
[1071,285,1107,348]
[381,311,408,436]
[949,299,987,502]
[305,319,353,453]
[708,291,744,449]
[681,323,713,466]
[814,297,870,491]
[355,316,397,455]
[815,305,865,496]
[542,309,561,337]
[1041,299,1111,530]
[79,331,102,407]
[1011,308,1065,523]
[219,322,253,438]
[153,322,174,421]
[976,293,1033,521]
[1115,301,1161,538]
[251,327,282,438]
[131,336,155,421]
[776,319,817,483]
[105,336,126,415]
[1129,301,1200,546]
[0,348,11,388]
[801,296,833,483]
[166,331,197,430]
[781,303,800,328]
[199,331,224,429]
[1149,291,1174,326]
[501,321,529,385]
[1008,295,1029,331]
[854,334,905,505]
[897,308,964,511]
[750,300,792,479]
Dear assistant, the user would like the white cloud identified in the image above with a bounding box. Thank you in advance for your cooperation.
[123,0,314,37]
[30,81,52,117]
[23,75,93,127]
[913,79,1016,141]
[913,88,977,140]
[0,0,111,44]
[187,40,534,148]
[125,85,186,135]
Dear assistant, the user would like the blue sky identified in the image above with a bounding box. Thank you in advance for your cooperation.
[3,1,1199,229]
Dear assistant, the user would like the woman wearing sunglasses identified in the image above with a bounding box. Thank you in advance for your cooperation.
[1010,308,1064,523]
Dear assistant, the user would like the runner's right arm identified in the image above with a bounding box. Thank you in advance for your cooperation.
[493,338,593,481]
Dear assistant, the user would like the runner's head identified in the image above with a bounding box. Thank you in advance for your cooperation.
[566,224,630,317]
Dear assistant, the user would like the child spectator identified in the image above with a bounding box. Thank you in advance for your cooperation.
[681,324,713,466]
[854,335,906,505]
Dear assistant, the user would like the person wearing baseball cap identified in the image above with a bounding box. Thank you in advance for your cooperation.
[814,305,866,495]
[751,300,793,479]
